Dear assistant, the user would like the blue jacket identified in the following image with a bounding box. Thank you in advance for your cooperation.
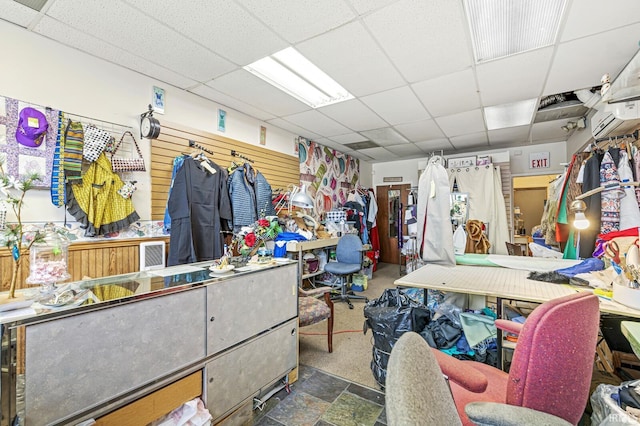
[228,164,275,231]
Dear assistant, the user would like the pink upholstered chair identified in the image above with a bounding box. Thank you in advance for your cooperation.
[298,286,334,353]
[434,292,600,425]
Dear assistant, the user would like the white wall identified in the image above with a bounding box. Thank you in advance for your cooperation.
[371,141,568,188]
[0,20,303,223]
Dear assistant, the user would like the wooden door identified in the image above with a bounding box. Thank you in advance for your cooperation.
[376,184,411,264]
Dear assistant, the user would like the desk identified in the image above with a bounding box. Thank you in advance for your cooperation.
[394,263,640,319]
[287,237,341,288]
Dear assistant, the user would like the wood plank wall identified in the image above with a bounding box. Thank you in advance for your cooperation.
[0,237,168,292]
[151,121,300,221]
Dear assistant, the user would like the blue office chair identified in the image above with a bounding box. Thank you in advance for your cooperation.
[324,234,368,309]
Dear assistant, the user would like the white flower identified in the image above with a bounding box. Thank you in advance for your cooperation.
[0,181,8,197]
[6,176,20,191]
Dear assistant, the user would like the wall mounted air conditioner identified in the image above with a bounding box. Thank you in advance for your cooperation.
[140,241,166,271]
[591,100,640,139]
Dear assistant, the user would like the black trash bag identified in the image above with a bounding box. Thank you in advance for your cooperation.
[419,316,462,349]
[363,288,431,387]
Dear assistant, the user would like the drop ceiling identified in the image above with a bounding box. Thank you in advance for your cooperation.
[2,0,640,163]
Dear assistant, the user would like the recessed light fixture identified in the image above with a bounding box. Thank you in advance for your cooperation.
[484,99,538,130]
[244,47,354,109]
[464,0,567,63]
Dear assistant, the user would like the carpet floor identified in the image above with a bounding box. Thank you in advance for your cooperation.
[298,262,402,391]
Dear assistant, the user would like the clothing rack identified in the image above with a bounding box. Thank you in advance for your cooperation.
[594,130,639,144]
[231,150,254,163]
[45,107,133,137]
[189,140,214,156]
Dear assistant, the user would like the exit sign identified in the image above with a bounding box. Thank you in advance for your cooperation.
[530,152,550,169]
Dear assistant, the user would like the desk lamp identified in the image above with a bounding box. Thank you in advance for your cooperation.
[570,199,589,259]
[290,184,314,209]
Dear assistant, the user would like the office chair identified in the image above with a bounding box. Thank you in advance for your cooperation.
[386,332,572,426]
[432,292,599,425]
[298,286,334,352]
[324,234,367,309]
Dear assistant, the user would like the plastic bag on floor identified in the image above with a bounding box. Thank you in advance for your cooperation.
[152,398,212,426]
[591,380,640,425]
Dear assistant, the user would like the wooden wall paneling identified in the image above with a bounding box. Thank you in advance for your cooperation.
[0,238,168,291]
[150,121,300,221]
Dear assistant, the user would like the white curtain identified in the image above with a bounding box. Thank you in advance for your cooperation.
[417,157,455,265]
[448,165,509,255]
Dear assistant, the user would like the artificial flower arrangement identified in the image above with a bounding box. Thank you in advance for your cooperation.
[234,216,283,257]
[0,155,44,299]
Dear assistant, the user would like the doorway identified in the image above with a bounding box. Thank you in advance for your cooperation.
[512,175,557,237]
[376,184,411,264]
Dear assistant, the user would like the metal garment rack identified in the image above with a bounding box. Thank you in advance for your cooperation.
[188,140,214,156]
[231,150,254,163]
[594,129,639,144]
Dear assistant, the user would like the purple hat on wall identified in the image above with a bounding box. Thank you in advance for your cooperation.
[15,107,48,148]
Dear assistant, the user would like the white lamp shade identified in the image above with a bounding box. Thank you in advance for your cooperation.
[291,184,314,209]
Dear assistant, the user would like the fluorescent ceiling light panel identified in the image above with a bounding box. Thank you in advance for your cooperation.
[244,47,353,108]
[485,98,537,130]
[464,0,567,63]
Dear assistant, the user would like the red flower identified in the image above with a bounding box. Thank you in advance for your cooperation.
[257,219,269,228]
[244,232,256,247]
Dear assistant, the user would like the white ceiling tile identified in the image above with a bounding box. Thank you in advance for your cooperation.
[189,84,276,121]
[237,0,356,44]
[358,147,398,160]
[488,125,531,145]
[265,118,322,140]
[435,109,486,137]
[347,0,399,15]
[329,133,369,144]
[476,48,554,106]
[361,86,430,125]
[364,0,473,82]
[394,119,444,142]
[385,143,425,156]
[359,128,409,146]
[0,0,38,27]
[531,119,571,142]
[206,70,310,116]
[33,16,199,90]
[412,69,479,118]
[318,99,387,131]
[296,21,405,97]
[348,151,374,161]
[46,0,236,82]
[415,138,455,152]
[314,138,351,152]
[449,132,489,149]
[123,0,286,65]
[281,110,352,137]
[545,23,640,96]
[561,0,640,42]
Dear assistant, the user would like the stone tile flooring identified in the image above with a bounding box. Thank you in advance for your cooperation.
[252,365,386,426]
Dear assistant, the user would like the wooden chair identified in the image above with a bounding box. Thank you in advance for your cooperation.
[298,286,334,352]
[505,242,526,256]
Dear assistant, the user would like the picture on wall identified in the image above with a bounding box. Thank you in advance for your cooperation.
[152,86,165,114]
[0,96,57,188]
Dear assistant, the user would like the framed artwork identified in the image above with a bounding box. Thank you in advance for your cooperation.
[476,155,491,166]
[218,109,226,132]
[447,156,476,168]
[152,86,165,114]
[260,126,266,145]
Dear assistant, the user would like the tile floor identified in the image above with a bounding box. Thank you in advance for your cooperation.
[252,364,386,426]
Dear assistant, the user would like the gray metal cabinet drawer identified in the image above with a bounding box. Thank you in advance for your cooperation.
[206,264,297,354]
[205,318,298,422]
[24,288,206,425]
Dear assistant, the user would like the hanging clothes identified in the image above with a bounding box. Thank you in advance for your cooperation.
[163,155,186,234]
[167,156,232,266]
[65,152,139,237]
[600,150,624,234]
[618,150,640,230]
[417,157,454,265]
[228,163,275,231]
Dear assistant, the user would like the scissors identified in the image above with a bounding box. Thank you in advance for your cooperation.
[604,240,621,265]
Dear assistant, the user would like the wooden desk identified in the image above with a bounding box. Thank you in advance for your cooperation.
[394,263,640,319]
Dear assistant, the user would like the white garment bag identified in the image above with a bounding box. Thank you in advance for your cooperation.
[448,165,509,255]
[417,157,454,265]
